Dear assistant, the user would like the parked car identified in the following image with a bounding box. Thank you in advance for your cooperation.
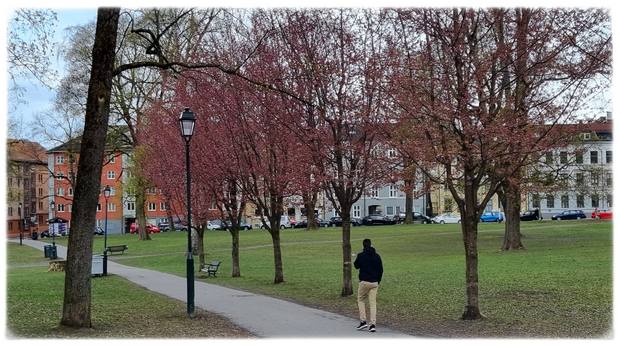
[551,210,587,220]
[207,219,225,230]
[432,213,461,224]
[130,223,160,234]
[173,222,188,231]
[592,209,612,220]
[329,216,343,227]
[222,220,253,231]
[520,209,542,221]
[295,218,330,228]
[480,211,504,223]
[362,214,395,226]
[94,226,105,235]
[157,222,170,232]
[396,212,433,224]
[351,217,362,226]
[260,215,293,229]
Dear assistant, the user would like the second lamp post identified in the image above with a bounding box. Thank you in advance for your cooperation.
[179,107,196,317]
[103,185,111,276]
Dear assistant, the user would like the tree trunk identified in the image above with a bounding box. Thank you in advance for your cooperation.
[340,208,353,296]
[231,229,240,277]
[501,181,525,250]
[135,186,150,240]
[267,216,284,284]
[460,176,483,320]
[304,191,319,230]
[196,226,205,268]
[404,178,413,224]
[61,8,120,328]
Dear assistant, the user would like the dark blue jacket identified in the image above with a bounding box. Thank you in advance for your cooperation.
[354,246,383,283]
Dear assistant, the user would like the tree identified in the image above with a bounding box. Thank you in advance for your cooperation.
[389,8,610,320]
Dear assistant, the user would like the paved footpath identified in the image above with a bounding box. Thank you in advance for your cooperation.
[14,239,410,338]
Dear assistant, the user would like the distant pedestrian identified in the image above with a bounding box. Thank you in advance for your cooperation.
[353,238,383,333]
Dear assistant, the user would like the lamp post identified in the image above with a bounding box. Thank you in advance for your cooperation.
[103,185,111,276]
[50,201,56,247]
[179,107,196,317]
[18,202,23,245]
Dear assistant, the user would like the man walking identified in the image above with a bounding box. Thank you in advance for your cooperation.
[353,238,383,332]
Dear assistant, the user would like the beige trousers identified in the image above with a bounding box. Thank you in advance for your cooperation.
[357,281,379,325]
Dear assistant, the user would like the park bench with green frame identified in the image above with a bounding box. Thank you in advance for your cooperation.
[106,244,128,255]
[200,260,221,277]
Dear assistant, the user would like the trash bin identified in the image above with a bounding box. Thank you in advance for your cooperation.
[92,255,104,277]
[43,245,53,258]
[31,231,38,240]
[49,245,57,260]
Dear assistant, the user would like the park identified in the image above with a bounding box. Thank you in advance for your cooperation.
[7,220,612,337]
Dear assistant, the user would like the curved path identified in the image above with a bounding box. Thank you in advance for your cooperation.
[14,239,410,338]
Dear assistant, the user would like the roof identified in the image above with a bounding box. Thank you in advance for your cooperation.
[47,126,133,154]
[7,139,47,164]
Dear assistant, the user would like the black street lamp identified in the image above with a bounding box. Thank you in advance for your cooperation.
[103,185,111,276]
[18,202,23,246]
[179,107,196,317]
[50,201,56,247]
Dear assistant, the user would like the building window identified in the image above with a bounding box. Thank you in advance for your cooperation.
[38,187,43,196]
[576,152,583,164]
[109,187,116,196]
[353,205,361,218]
[576,195,585,208]
[57,187,64,196]
[39,173,43,182]
[107,171,116,180]
[606,150,612,164]
[127,201,135,211]
[591,195,599,208]
[97,203,101,212]
[386,206,394,215]
[57,204,65,212]
[56,172,64,180]
[147,187,157,194]
[606,173,612,187]
[109,153,116,163]
[590,151,598,164]
[160,202,167,211]
[561,195,569,209]
[532,194,540,209]
[148,203,156,211]
[546,195,555,208]
[108,203,116,212]
[387,148,397,158]
[56,155,65,164]
[591,173,599,186]
[68,187,73,196]
[545,152,553,164]
[576,172,584,186]
[560,151,568,164]
[369,188,379,198]
[389,185,398,198]
[607,194,612,208]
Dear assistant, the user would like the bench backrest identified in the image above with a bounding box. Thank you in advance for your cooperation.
[108,245,127,250]
[209,261,221,267]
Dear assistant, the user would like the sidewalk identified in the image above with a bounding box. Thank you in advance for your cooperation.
[14,239,410,338]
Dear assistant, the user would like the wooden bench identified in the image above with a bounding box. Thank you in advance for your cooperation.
[106,245,128,255]
[200,260,221,277]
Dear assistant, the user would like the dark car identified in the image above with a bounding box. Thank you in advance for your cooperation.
[94,226,105,235]
[294,218,330,228]
[362,214,396,226]
[351,217,362,226]
[329,216,362,227]
[551,210,587,220]
[395,212,432,224]
[223,220,253,231]
[520,209,542,221]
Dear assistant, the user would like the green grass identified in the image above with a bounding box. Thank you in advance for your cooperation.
[46,220,612,337]
[6,243,252,338]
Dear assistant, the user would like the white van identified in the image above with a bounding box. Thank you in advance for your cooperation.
[260,215,292,229]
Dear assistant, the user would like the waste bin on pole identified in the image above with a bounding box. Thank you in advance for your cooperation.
[92,255,104,277]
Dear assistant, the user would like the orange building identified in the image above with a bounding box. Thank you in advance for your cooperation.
[47,136,168,234]
[7,139,50,237]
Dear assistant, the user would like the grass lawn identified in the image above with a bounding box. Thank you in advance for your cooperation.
[47,220,612,337]
[6,243,253,338]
